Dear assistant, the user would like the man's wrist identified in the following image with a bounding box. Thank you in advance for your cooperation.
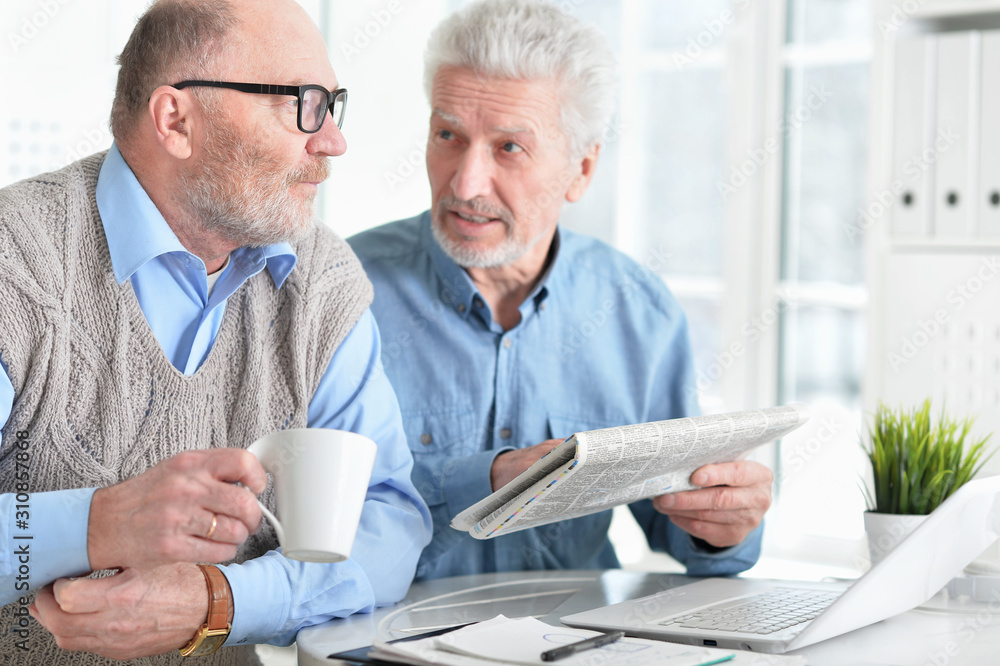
[179,564,232,657]
[86,486,119,571]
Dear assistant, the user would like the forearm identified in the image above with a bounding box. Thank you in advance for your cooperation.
[663,521,762,576]
[632,499,763,576]
[221,485,430,646]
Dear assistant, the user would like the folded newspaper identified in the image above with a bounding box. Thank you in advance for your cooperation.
[451,404,809,539]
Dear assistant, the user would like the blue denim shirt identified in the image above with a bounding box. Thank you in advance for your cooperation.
[349,211,762,580]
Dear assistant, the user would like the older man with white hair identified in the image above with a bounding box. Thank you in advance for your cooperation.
[350,0,772,581]
[0,0,430,663]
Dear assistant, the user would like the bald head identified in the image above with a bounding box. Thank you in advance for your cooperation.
[110,0,328,147]
[224,0,327,74]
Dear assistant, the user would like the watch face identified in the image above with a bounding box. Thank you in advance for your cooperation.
[189,634,227,657]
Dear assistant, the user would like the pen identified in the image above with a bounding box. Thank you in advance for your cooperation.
[540,630,625,662]
[695,656,735,666]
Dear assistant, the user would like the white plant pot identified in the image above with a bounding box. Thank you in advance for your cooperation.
[864,511,928,567]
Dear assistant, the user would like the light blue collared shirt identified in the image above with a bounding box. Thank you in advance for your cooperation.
[349,212,762,580]
[0,146,431,646]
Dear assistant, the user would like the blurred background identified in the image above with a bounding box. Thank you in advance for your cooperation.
[3,5,998,662]
[0,0,883,577]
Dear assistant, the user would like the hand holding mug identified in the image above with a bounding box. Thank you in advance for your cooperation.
[248,428,377,562]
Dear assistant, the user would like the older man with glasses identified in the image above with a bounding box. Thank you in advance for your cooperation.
[0,0,430,663]
[350,0,772,582]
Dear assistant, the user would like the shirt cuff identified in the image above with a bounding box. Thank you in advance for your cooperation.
[442,448,513,520]
[19,488,95,586]
[675,523,763,577]
[691,537,732,554]
[218,553,290,646]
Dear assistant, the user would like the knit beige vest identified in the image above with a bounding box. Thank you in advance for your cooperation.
[0,152,373,665]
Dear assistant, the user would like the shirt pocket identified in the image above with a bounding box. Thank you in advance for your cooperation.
[402,409,480,458]
[547,413,630,442]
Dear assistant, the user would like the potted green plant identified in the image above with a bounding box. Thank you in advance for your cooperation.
[861,399,994,566]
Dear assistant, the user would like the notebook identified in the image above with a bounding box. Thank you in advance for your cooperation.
[562,474,1000,654]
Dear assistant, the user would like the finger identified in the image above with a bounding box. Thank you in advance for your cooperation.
[199,449,268,493]
[30,584,58,626]
[204,484,262,535]
[52,577,109,614]
[654,485,770,513]
[656,507,759,525]
[668,515,747,548]
[690,460,772,488]
[182,537,240,564]
[197,511,251,546]
[32,583,102,647]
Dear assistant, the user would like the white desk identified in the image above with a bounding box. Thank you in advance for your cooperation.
[295,570,1000,666]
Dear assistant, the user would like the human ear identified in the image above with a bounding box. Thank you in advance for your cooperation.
[148,86,195,160]
[566,144,600,203]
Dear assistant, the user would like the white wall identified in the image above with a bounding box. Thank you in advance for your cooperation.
[0,0,435,241]
[322,1,449,237]
[0,0,144,186]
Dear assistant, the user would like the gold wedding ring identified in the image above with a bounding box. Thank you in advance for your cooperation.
[205,513,218,540]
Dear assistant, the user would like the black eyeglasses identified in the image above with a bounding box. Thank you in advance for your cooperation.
[173,81,348,133]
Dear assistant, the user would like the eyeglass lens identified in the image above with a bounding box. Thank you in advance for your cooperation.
[302,88,346,132]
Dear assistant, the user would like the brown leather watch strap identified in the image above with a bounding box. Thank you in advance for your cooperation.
[179,564,232,657]
[200,564,231,631]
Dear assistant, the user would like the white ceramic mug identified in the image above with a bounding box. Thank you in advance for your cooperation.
[248,428,377,563]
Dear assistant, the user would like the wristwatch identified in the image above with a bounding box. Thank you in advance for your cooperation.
[179,564,232,657]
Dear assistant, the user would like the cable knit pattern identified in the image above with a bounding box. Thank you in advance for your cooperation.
[0,152,373,665]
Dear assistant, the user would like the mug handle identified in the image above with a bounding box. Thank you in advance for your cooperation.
[256,498,286,547]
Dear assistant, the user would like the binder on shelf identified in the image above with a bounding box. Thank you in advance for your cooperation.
[933,31,977,240]
[890,36,934,239]
[980,30,1000,238]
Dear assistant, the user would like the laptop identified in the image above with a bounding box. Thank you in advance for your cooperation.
[562,474,1000,654]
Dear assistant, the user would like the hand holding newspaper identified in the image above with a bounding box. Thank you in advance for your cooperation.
[451,405,809,540]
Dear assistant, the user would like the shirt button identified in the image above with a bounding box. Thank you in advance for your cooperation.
[500,428,512,439]
[503,338,512,349]
[420,433,433,445]
[474,296,485,308]
[457,303,466,313]
[539,302,547,311]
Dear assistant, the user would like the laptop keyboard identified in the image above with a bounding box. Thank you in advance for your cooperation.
[657,587,841,635]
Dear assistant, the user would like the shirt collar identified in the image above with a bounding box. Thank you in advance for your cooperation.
[419,210,556,324]
[95,143,297,288]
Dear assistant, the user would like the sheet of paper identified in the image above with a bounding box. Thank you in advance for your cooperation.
[436,616,729,666]
[370,615,807,666]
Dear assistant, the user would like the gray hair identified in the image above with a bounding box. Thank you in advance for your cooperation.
[110,0,240,146]
[424,0,616,159]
